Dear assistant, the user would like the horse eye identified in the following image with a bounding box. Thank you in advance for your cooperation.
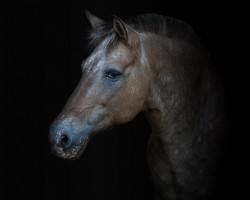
[105,70,122,80]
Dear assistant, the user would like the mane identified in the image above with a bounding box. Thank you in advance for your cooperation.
[87,13,201,50]
[130,14,201,47]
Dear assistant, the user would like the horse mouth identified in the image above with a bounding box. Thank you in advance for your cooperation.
[51,136,89,160]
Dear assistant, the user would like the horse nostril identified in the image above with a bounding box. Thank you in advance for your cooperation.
[58,134,70,148]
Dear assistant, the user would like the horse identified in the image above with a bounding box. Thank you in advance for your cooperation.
[49,11,226,200]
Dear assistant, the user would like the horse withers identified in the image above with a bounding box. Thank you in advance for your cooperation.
[49,11,226,200]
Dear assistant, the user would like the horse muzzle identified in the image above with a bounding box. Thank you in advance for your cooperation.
[50,131,89,160]
[49,119,93,160]
[49,107,111,159]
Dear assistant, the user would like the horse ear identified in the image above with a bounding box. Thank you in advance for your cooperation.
[113,16,139,47]
[113,16,129,41]
[85,10,105,27]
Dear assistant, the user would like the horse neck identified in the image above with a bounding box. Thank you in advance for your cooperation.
[141,35,213,142]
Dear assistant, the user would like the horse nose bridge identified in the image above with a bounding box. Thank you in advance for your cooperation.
[59,100,96,122]
[65,79,96,109]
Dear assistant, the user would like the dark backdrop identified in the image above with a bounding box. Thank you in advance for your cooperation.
[6,1,247,200]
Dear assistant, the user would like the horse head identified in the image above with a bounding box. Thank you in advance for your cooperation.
[49,11,150,159]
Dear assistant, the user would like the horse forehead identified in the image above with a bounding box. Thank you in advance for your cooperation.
[107,45,134,65]
[85,43,134,69]
[109,47,129,58]
[85,50,105,66]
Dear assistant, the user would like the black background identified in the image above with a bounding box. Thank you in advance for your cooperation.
[6,1,247,200]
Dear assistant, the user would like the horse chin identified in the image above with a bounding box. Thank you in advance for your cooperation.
[52,136,89,160]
